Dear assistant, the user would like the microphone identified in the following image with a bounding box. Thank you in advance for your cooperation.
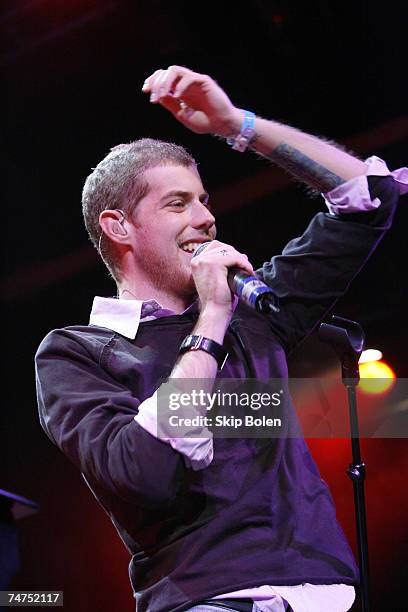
[193,242,280,314]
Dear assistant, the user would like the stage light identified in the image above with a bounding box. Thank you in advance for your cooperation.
[359,359,396,394]
[359,349,383,363]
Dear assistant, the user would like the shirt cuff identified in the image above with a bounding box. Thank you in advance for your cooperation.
[323,156,408,215]
[134,392,214,471]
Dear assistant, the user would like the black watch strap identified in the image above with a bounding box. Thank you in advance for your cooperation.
[179,335,229,370]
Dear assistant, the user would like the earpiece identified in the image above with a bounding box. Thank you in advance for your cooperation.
[114,210,126,235]
[98,209,127,254]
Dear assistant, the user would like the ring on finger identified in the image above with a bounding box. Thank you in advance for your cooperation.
[179,100,195,118]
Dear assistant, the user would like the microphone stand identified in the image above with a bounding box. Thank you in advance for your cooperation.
[318,316,370,612]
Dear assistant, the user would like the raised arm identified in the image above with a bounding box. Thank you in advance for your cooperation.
[142,65,367,192]
[142,66,401,357]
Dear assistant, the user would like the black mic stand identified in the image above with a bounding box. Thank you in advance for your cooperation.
[318,316,370,612]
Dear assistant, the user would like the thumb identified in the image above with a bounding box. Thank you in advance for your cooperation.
[158,96,196,128]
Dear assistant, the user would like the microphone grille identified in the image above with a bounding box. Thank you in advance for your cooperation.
[192,242,212,258]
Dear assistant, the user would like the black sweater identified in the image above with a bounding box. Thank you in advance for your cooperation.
[35,176,399,611]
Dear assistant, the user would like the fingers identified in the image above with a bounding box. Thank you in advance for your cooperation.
[142,65,234,136]
[156,94,185,117]
[191,241,255,276]
[172,73,205,100]
[146,94,196,129]
[142,65,197,102]
[141,68,162,93]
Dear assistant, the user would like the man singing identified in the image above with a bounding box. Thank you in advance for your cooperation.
[35,66,405,611]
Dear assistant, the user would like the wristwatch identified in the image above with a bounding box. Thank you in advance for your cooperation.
[179,335,229,371]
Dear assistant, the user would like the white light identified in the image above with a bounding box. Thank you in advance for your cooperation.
[359,349,383,364]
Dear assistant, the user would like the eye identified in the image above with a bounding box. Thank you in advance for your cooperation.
[168,200,186,209]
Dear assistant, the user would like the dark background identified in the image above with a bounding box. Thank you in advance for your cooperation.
[2,1,407,611]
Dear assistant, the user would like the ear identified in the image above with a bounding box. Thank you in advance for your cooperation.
[99,210,130,246]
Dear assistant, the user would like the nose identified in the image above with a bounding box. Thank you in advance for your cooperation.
[191,201,216,233]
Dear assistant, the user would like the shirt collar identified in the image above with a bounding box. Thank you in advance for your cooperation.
[89,296,197,339]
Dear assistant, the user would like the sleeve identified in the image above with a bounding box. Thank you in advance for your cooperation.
[257,174,400,355]
[323,156,408,214]
[134,392,214,471]
[35,329,187,510]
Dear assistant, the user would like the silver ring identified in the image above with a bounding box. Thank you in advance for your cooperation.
[179,100,195,118]
[221,249,228,256]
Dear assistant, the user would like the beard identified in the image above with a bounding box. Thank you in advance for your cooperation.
[138,248,197,302]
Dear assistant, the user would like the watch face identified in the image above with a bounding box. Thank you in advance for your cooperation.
[180,335,199,351]
[179,335,228,370]
[180,337,191,350]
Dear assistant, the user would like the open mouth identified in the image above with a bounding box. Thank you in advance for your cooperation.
[179,241,210,255]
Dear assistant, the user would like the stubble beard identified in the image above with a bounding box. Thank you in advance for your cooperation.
[142,251,197,303]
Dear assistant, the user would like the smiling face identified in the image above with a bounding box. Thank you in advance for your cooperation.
[127,163,216,301]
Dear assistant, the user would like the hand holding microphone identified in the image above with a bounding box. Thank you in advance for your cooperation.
[192,241,279,314]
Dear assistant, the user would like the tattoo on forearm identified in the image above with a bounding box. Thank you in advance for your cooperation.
[269,143,344,192]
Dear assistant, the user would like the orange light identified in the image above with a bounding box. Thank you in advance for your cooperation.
[359,360,396,394]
